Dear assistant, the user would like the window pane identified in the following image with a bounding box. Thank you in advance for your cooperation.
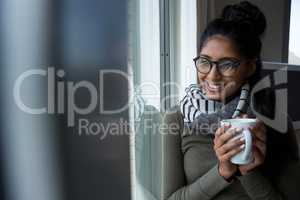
[289,0,300,64]
[170,0,197,106]
[128,0,161,199]
[128,1,196,199]
[139,0,160,110]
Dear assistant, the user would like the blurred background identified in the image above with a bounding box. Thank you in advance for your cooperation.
[0,0,299,200]
[0,0,130,200]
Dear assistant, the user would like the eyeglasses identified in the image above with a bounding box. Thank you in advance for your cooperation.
[193,56,242,76]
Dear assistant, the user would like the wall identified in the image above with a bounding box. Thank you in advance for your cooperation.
[212,0,291,62]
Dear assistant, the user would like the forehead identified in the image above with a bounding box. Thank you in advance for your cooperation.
[200,35,240,59]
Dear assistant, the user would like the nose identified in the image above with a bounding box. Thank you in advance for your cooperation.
[206,64,222,81]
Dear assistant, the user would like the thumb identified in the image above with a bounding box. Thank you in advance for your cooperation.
[235,114,248,119]
[241,114,248,118]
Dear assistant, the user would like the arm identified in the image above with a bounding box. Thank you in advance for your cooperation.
[162,107,231,200]
[237,169,282,200]
[165,164,231,200]
[238,159,300,200]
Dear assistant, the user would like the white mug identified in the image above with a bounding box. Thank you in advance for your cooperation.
[220,118,257,165]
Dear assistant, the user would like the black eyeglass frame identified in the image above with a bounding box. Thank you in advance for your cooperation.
[193,56,244,77]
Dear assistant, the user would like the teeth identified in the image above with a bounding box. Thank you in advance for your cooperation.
[207,83,221,89]
[209,84,220,89]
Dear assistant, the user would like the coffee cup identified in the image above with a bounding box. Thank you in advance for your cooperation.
[220,118,257,165]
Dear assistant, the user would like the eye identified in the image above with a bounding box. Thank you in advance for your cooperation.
[219,59,239,69]
[198,57,210,66]
[194,57,211,73]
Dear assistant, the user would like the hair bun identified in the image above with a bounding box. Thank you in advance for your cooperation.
[221,1,266,36]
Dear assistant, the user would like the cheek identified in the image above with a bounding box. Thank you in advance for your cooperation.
[197,73,205,83]
[197,72,245,99]
[224,81,239,92]
[237,64,253,80]
[222,77,245,97]
[197,72,232,86]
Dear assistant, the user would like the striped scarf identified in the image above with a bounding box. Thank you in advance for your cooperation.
[180,83,251,134]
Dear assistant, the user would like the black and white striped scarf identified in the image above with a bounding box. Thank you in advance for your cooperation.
[180,83,251,134]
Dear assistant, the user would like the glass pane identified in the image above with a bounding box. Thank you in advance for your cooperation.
[128,0,161,199]
[169,0,197,105]
[289,0,300,64]
[139,0,161,110]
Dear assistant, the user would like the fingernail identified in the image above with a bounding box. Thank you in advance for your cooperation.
[235,128,242,132]
[231,129,236,135]
[233,135,242,141]
[224,124,231,129]
[239,137,245,141]
[240,144,245,149]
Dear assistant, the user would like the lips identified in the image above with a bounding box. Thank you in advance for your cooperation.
[204,82,223,92]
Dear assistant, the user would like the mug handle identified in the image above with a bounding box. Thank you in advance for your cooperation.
[243,128,252,160]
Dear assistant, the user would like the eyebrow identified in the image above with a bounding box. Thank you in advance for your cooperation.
[199,54,211,59]
[200,54,239,60]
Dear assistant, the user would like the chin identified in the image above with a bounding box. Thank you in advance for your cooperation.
[205,92,222,101]
[204,89,235,102]
[201,81,239,101]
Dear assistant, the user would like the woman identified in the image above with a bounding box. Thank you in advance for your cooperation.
[163,1,300,200]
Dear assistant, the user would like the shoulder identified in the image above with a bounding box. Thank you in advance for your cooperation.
[163,105,183,126]
[161,106,184,137]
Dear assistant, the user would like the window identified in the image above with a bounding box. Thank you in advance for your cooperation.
[169,0,197,106]
[289,0,300,65]
[128,0,161,200]
[128,0,197,199]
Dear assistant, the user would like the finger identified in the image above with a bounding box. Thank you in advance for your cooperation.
[215,127,240,149]
[253,133,267,145]
[241,114,248,118]
[235,114,248,119]
[219,144,245,162]
[252,146,265,164]
[251,120,266,134]
[253,139,267,155]
[214,128,222,145]
[214,126,226,145]
[239,146,265,172]
[217,136,245,155]
[214,128,236,149]
[250,125,267,142]
[256,118,263,125]
[250,129,266,145]
[215,126,226,137]
[215,124,231,137]
[253,119,266,132]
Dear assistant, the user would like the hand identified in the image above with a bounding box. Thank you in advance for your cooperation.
[214,125,245,179]
[238,118,267,175]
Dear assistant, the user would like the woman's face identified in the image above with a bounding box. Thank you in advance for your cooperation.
[198,35,255,101]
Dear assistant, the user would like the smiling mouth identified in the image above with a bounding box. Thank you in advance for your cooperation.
[204,82,224,93]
